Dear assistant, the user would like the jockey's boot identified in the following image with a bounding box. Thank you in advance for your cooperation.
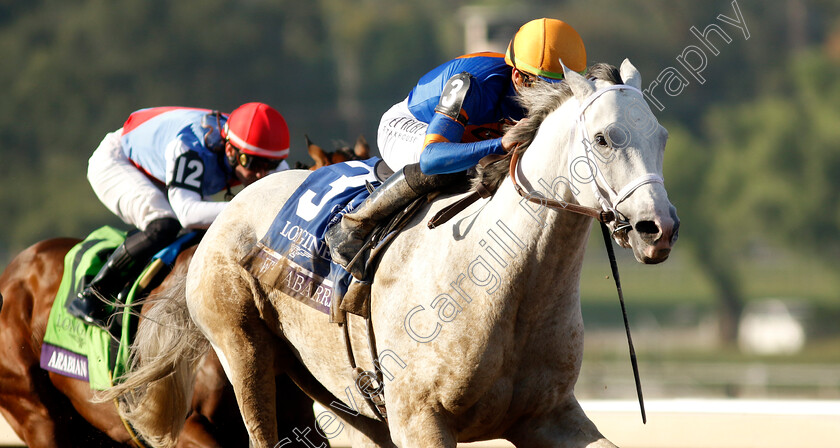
[66,218,181,327]
[66,242,137,327]
[325,163,461,279]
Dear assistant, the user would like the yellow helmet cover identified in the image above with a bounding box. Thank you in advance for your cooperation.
[505,18,587,80]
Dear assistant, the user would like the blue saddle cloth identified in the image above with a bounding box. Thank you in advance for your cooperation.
[241,158,383,318]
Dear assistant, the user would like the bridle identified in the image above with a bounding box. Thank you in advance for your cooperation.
[508,82,659,424]
[510,84,663,240]
[422,82,657,423]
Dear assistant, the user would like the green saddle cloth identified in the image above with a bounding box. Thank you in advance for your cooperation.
[41,226,162,390]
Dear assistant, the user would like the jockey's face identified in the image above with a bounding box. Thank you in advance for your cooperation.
[512,69,535,93]
[225,142,281,186]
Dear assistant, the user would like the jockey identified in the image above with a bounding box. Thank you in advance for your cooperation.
[326,18,587,278]
[67,102,291,326]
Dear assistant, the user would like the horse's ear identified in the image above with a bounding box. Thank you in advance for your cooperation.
[306,134,330,169]
[354,134,370,159]
[620,58,642,90]
[561,59,595,101]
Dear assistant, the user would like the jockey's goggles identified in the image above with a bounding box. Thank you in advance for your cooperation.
[230,143,282,171]
[516,68,567,88]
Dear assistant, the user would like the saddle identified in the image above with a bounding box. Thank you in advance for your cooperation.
[41,226,201,389]
[329,160,504,423]
[335,154,508,321]
[331,182,428,321]
[241,157,501,422]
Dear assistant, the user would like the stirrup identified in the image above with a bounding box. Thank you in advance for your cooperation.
[66,288,111,327]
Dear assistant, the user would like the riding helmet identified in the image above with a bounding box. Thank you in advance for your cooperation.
[223,102,290,159]
[505,18,587,82]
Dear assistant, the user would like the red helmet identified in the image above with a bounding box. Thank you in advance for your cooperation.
[223,102,290,159]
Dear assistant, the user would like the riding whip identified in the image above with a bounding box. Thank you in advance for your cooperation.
[600,222,646,424]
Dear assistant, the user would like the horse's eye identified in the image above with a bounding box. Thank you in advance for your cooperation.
[594,133,609,147]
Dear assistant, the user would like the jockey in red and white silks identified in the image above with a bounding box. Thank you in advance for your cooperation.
[69,102,292,326]
[89,106,290,230]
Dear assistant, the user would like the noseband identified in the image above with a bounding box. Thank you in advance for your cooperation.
[508,83,658,423]
[510,83,663,236]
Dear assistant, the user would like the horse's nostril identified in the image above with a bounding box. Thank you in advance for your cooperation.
[634,220,659,235]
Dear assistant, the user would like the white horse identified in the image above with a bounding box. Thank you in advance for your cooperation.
[108,59,678,447]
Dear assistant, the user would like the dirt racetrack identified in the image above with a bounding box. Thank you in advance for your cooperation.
[2,399,838,447]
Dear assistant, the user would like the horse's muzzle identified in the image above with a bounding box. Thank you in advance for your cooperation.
[631,205,679,264]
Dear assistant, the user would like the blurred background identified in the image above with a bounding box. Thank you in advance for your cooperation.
[1,0,838,429]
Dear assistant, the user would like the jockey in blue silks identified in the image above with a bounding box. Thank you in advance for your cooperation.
[326,18,588,279]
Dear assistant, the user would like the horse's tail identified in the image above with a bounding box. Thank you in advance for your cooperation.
[97,269,209,448]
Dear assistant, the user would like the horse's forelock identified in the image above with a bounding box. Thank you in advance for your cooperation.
[473,63,622,193]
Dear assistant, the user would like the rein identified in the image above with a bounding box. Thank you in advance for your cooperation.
[428,83,653,423]
[508,145,646,423]
[508,148,615,223]
[508,83,653,424]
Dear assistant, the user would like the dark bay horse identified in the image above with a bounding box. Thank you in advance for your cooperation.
[0,237,325,447]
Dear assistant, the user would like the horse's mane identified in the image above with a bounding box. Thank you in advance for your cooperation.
[471,62,622,192]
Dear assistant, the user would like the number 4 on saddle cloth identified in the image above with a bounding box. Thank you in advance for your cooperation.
[40,226,201,390]
[240,157,417,323]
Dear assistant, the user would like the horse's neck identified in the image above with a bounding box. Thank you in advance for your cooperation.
[474,119,592,310]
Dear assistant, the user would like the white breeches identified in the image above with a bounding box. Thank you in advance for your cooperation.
[376,98,428,172]
[87,130,176,231]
